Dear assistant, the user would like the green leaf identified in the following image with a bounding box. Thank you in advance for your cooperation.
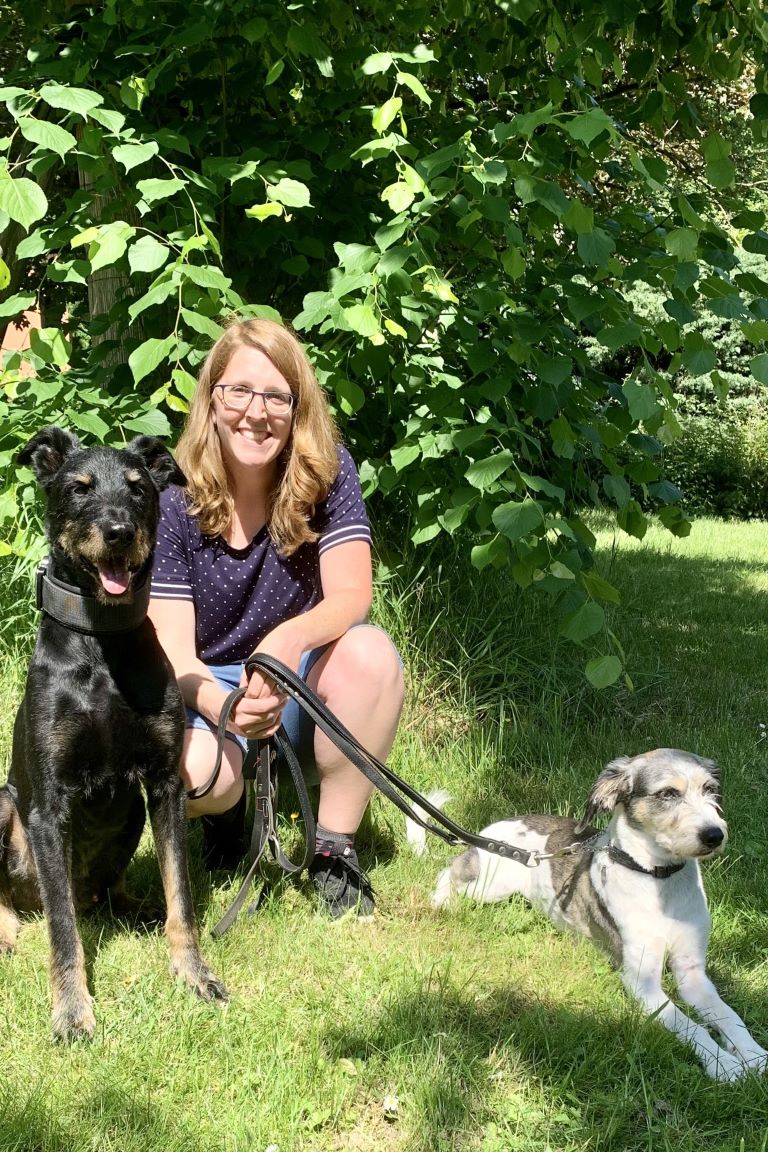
[492,498,544,541]
[128,235,170,275]
[372,97,403,134]
[245,201,284,221]
[465,451,515,489]
[182,264,231,292]
[390,444,420,472]
[171,367,197,401]
[0,291,35,319]
[266,178,311,208]
[333,376,366,414]
[181,308,223,342]
[123,410,172,437]
[585,654,622,689]
[471,536,508,571]
[751,353,768,386]
[0,258,9,291]
[581,570,621,605]
[396,72,432,106]
[128,335,177,385]
[69,410,109,439]
[702,132,735,189]
[17,117,77,157]
[0,176,48,230]
[665,227,698,261]
[623,379,659,422]
[381,182,415,212]
[564,109,613,144]
[112,141,159,172]
[265,59,285,85]
[136,177,186,204]
[29,327,70,368]
[560,602,605,642]
[39,83,103,115]
[362,52,394,75]
[343,303,380,339]
[603,475,631,509]
[617,500,648,539]
[577,229,615,266]
[89,221,136,273]
[501,247,525,279]
[681,333,717,376]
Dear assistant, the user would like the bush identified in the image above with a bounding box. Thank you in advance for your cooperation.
[661,413,768,518]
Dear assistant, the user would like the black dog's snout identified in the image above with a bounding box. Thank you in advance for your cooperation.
[699,825,724,849]
[103,522,136,547]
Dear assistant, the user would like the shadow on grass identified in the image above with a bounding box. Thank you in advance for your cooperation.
[324,978,768,1152]
[0,1084,229,1152]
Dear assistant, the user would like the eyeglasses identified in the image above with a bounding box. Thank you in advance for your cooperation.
[214,384,296,415]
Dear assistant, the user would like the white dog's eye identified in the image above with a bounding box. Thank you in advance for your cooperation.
[655,787,681,800]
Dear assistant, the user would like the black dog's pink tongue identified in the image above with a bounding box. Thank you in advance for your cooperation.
[98,564,131,596]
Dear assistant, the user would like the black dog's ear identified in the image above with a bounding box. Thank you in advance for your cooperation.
[126,436,187,491]
[17,426,80,487]
[576,756,633,832]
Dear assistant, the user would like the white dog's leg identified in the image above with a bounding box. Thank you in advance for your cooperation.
[622,949,747,1081]
[671,956,768,1073]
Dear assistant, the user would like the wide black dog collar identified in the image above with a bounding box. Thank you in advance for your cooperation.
[36,558,151,635]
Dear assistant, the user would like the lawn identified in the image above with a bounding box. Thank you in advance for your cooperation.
[0,516,767,1152]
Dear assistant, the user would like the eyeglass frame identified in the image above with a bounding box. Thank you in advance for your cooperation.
[213,383,297,415]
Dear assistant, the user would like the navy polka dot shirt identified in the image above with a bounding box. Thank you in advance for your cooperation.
[150,444,371,664]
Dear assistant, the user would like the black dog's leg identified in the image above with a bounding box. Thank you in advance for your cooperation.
[145,780,227,1002]
[0,791,23,952]
[27,812,95,1041]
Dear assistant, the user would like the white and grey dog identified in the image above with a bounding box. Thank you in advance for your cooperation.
[412,749,766,1082]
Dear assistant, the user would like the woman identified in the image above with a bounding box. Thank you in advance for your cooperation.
[148,318,404,919]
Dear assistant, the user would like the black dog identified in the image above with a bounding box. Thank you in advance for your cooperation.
[0,426,227,1040]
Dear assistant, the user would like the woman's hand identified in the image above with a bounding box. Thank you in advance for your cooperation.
[229,623,304,740]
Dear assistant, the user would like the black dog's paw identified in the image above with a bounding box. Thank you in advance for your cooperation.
[52,996,96,1043]
[172,952,229,1002]
[195,967,229,1003]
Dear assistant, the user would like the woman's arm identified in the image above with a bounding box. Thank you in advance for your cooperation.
[240,539,373,736]
[148,597,285,736]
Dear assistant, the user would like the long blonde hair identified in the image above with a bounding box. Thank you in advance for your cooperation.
[176,318,339,554]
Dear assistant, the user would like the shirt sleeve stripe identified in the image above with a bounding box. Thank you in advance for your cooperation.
[318,531,372,555]
[319,523,372,544]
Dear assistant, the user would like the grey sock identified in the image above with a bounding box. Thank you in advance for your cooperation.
[315,824,354,856]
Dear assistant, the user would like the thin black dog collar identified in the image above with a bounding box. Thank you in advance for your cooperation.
[607,842,686,879]
[36,558,151,635]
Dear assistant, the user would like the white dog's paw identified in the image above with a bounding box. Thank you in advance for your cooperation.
[706,1050,749,1082]
[738,1049,768,1076]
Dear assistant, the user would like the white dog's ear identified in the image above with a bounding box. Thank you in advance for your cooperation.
[576,756,633,831]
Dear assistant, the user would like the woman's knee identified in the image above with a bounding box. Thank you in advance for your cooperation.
[182,729,244,816]
[316,626,404,703]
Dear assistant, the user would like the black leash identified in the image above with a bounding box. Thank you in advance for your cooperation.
[196,652,544,937]
[192,655,685,935]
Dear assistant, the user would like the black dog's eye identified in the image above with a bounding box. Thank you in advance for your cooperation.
[70,480,92,496]
[656,787,681,801]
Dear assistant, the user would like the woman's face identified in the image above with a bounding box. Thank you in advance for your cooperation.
[211,344,295,480]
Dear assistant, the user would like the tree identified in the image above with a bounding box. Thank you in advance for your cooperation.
[1,0,767,683]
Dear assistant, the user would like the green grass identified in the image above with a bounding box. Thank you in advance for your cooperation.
[1,517,768,1152]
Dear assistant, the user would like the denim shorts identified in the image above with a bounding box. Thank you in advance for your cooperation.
[185,624,401,780]
[186,645,327,779]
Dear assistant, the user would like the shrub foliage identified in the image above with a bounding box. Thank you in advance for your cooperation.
[1,0,768,682]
